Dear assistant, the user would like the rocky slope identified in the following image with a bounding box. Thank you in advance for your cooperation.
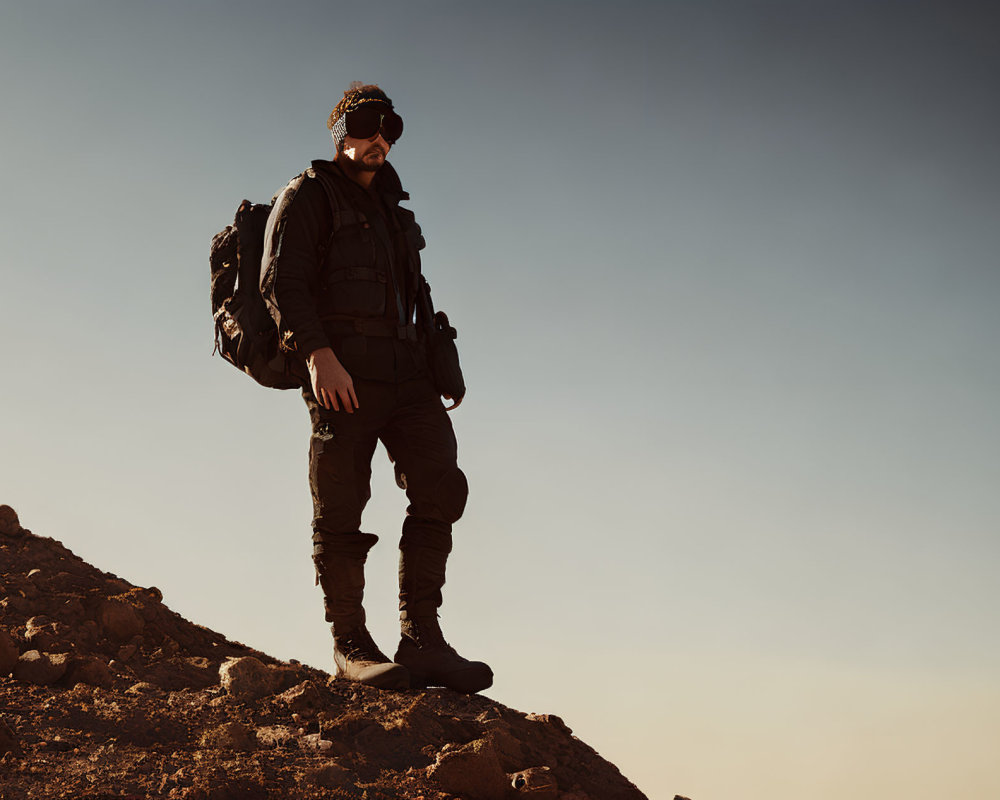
[0,505,653,800]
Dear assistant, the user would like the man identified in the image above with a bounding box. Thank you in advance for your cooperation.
[260,83,492,693]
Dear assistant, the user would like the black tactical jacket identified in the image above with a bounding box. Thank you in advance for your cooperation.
[262,159,427,383]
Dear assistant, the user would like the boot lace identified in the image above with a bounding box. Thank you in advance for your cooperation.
[409,616,457,654]
[338,626,390,663]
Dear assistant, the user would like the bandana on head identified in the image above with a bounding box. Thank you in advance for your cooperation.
[328,86,395,152]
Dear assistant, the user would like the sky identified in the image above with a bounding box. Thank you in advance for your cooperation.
[2,1,999,797]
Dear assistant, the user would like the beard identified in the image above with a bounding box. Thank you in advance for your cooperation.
[357,147,386,172]
[358,153,385,172]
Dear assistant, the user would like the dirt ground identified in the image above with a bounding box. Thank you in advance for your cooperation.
[0,505,649,800]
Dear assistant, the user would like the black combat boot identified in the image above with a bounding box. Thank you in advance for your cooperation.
[314,531,409,690]
[394,526,492,694]
[395,613,493,693]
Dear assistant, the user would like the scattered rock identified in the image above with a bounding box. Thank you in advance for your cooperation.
[0,515,651,799]
[0,505,24,537]
[97,599,144,641]
[0,629,18,677]
[277,680,325,718]
[200,721,256,752]
[510,766,558,797]
[219,656,279,700]
[427,738,508,800]
[13,650,68,685]
[299,733,334,751]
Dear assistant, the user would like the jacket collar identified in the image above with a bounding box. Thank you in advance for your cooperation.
[311,158,410,204]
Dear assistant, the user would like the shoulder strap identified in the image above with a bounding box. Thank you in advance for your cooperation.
[307,168,345,234]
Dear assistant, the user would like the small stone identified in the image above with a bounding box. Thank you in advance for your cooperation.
[509,766,558,797]
[97,599,144,641]
[300,733,334,751]
[13,650,68,685]
[219,656,279,700]
[0,629,18,677]
[199,721,256,752]
[126,682,163,696]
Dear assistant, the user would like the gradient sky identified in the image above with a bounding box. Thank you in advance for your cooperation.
[2,2,999,798]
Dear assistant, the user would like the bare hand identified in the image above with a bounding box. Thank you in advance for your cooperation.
[307,347,359,413]
[443,393,463,412]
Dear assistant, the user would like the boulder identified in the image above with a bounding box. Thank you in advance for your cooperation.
[97,599,144,641]
[66,655,113,688]
[0,505,23,537]
[13,650,68,685]
[219,656,279,700]
[427,738,508,800]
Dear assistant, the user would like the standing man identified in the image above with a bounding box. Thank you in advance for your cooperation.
[260,83,492,693]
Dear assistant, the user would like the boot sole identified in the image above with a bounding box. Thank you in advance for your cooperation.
[408,665,493,694]
[336,663,411,690]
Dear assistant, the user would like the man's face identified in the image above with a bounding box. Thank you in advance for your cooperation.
[340,132,390,172]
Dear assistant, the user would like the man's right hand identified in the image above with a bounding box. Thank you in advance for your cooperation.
[307,347,359,413]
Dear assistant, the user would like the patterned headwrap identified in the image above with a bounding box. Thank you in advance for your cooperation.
[327,83,395,152]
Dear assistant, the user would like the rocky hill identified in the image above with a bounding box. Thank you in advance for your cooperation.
[0,505,654,800]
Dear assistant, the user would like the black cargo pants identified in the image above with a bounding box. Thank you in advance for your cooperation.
[304,374,468,555]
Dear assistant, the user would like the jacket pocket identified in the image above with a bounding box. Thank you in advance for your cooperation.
[324,267,388,317]
[327,222,376,268]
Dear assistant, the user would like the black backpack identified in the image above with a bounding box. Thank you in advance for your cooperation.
[210,194,304,390]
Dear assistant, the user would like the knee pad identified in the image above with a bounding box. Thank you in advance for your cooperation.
[435,465,468,524]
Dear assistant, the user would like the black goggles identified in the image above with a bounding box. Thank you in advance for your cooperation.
[344,105,404,145]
